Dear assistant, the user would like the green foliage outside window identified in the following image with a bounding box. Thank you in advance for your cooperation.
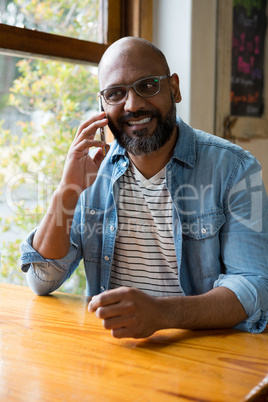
[0,0,101,294]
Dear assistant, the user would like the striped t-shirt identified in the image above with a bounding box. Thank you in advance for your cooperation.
[109,162,183,297]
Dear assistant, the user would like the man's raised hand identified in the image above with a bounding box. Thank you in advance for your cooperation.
[59,112,108,194]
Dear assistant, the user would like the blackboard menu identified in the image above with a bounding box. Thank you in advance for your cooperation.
[231,0,267,117]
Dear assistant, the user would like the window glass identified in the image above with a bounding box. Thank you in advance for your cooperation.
[0,53,98,293]
[0,0,105,43]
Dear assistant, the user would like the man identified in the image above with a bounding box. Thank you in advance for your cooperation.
[21,37,268,339]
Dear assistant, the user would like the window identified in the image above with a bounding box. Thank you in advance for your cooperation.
[0,0,152,293]
[0,0,104,42]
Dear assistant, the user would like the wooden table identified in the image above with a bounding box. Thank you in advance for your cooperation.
[0,283,267,401]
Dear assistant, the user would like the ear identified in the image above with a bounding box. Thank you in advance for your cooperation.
[170,73,182,103]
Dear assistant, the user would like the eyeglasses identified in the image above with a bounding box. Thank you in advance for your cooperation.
[98,74,170,105]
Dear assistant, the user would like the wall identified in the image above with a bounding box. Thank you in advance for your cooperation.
[153,0,192,124]
[237,138,268,189]
[190,0,217,134]
[152,0,216,132]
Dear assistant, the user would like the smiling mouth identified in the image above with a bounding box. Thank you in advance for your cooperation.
[127,117,152,126]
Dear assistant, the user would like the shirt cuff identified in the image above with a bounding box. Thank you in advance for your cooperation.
[20,228,78,273]
[213,274,268,333]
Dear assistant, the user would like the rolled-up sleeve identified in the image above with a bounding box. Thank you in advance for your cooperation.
[215,153,268,333]
[20,228,79,295]
[214,274,268,333]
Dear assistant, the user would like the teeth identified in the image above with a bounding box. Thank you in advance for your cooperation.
[128,117,151,126]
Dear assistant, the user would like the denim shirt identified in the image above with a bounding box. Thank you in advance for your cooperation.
[21,117,268,333]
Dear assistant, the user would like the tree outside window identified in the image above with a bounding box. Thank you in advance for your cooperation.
[0,0,103,294]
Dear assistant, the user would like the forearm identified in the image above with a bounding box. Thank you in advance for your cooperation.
[156,287,248,331]
[33,186,80,259]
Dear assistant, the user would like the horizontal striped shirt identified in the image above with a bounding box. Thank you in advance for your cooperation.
[110,162,183,297]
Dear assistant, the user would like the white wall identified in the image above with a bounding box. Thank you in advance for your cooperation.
[153,0,192,124]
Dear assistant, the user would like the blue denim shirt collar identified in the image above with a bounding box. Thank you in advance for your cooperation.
[109,116,196,168]
[172,117,196,168]
[110,142,127,163]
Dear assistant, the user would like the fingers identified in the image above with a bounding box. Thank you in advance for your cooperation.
[88,288,147,339]
[88,288,159,339]
[88,291,139,338]
[75,112,106,137]
[88,288,134,328]
[73,138,106,154]
[93,144,110,168]
[74,112,108,144]
[111,327,136,339]
[88,288,124,313]
[69,113,109,160]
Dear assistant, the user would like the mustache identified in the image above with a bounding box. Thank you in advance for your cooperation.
[118,110,161,125]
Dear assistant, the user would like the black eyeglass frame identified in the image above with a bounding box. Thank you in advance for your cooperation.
[98,74,170,105]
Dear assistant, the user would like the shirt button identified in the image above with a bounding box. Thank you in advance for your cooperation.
[101,285,106,291]
[122,162,127,167]
[90,209,96,215]
[104,256,110,261]
[110,225,115,231]
[201,228,207,234]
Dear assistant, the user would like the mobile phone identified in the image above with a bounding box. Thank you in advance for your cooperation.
[99,97,106,157]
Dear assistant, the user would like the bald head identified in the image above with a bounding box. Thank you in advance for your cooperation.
[98,37,170,89]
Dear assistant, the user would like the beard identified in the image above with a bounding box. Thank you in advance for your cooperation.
[108,97,177,156]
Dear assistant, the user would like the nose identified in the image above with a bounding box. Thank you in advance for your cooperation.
[123,87,147,112]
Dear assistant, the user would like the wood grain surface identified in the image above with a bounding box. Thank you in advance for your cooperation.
[0,283,267,401]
